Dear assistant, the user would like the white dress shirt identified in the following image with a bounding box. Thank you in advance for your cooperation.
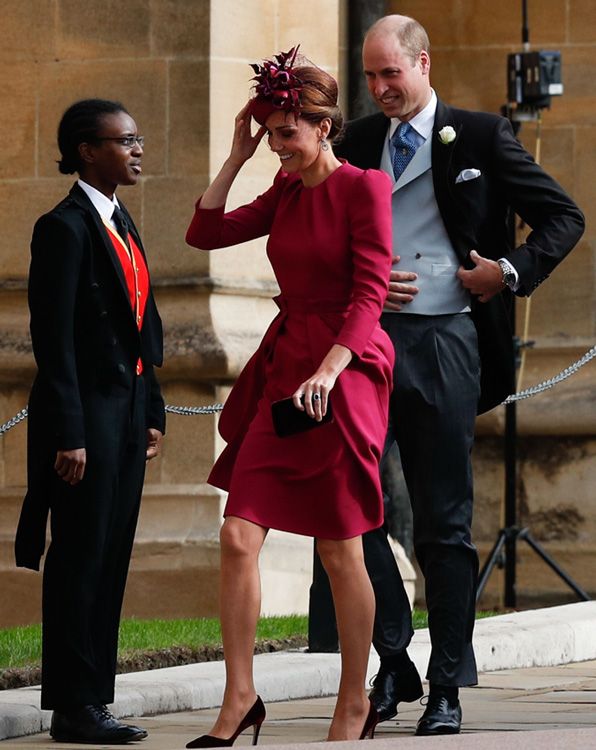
[77,179,121,231]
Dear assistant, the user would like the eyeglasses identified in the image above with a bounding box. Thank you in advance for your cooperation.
[95,135,145,148]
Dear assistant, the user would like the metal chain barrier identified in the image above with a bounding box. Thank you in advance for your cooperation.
[0,408,29,436]
[164,404,224,416]
[502,344,596,404]
[0,346,594,434]
[0,403,224,436]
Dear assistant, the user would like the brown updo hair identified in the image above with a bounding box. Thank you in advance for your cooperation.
[294,66,344,141]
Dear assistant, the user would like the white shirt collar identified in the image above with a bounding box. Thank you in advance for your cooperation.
[388,89,437,141]
[77,179,121,227]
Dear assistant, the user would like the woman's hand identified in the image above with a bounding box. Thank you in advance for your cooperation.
[199,103,266,211]
[292,344,353,421]
[54,448,86,485]
[228,102,267,167]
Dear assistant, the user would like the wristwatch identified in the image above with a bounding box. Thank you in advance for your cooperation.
[497,259,517,289]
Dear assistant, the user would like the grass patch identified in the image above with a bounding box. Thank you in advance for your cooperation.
[0,615,310,671]
[0,610,497,672]
[0,624,42,671]
[118,614,308,657]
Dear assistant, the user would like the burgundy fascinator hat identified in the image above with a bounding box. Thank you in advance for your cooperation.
[249,45,303,126]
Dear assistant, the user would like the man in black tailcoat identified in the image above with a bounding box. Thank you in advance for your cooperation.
[15,99,165,744]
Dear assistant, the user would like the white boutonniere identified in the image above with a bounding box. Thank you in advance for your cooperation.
[438,125,456,144]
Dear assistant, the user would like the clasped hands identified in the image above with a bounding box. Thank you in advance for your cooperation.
[55,428,163,485]
[386,250,505,310]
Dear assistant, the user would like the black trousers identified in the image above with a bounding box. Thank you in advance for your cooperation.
[309,313,480,686]
[41,377,147,710]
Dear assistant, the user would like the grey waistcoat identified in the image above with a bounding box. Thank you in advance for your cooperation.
[381,135,471,315]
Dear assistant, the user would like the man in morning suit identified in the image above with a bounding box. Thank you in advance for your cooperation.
[15,99,165,744]
[310,14,585,735]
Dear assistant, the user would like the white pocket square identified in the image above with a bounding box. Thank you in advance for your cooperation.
[456,168,482,184]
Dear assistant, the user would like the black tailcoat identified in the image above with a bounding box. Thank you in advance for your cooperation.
[336,100,584,412]
[16,183,165,571]
[14,183,166,709]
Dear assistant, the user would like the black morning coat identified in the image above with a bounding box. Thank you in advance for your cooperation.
[335,99,585,414]
[15,183,166,570]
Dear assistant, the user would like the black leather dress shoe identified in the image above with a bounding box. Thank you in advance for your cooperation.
[368,662,424,722]
[415,695,462,736]
[50,704,148,744]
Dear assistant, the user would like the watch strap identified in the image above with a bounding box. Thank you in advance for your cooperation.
[498,258,516,289]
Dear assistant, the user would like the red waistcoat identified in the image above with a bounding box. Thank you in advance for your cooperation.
[105,223,149,374]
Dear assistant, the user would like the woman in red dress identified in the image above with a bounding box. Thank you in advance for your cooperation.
[185,48,394,746]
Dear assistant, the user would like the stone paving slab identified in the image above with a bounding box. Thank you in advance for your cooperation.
[513,690,596,703]
[470,672,591,690]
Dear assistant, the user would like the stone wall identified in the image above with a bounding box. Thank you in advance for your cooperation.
[0,0,346,627]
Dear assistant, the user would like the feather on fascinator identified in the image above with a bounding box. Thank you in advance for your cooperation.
[249,45,303,125]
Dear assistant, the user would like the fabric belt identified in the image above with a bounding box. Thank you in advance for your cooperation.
[274,295,351,314]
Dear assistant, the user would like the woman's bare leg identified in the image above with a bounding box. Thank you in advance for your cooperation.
[208,517,267,738]
[317,536,375,741]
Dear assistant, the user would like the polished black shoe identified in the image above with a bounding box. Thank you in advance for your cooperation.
[368,662,424,722]
[50,704,148,744]
[415,695,462,736]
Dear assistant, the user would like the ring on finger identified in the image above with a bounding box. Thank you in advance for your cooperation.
[312,393,321,401]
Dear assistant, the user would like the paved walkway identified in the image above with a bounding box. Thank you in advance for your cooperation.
[4,660,596,749]
[2,603,596,748]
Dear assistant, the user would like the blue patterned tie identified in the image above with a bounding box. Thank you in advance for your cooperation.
[391,122,417,180]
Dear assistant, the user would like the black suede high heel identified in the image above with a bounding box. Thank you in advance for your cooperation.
[359,700,380,740]
[186,696,266,748]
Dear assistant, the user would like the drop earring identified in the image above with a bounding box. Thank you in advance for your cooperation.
[320,138,329,151]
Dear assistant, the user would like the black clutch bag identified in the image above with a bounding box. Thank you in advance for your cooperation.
[271,396,334,438]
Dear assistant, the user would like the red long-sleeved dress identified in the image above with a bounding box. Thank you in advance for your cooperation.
[186,162,394,539]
